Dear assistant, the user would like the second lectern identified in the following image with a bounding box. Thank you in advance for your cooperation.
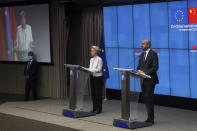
[113,68,152,129]
[63,64,96,118]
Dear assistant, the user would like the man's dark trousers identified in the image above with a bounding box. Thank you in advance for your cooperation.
[141,79,156,120]
[25,79,37,100]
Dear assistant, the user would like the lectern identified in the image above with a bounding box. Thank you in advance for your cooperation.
[113,68,152,129]
[63,64,96,118]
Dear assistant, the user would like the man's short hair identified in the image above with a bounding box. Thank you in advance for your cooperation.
[28,51,34,56]
[19,11,26,18]
[147,40,151,48]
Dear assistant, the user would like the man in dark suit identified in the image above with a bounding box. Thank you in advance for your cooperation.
[24,51,39,101]
[137,40,159,124]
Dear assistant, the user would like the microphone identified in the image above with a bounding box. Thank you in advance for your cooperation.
[124,51,142,69]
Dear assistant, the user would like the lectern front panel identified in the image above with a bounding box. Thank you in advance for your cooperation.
[69,69,77,110]
[121,72,130,120]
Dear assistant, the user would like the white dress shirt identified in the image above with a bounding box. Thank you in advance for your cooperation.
[89,56,103,77]
[16,25,34,52]
[144,48,150,60]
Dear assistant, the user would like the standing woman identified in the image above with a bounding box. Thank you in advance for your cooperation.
[89,46,103,114]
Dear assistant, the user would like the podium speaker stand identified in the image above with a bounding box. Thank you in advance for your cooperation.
[113,68,152,129]
[63,64,96,118]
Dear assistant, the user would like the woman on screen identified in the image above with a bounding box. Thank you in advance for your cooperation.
[89,46,103,114]
[15,11,34,61]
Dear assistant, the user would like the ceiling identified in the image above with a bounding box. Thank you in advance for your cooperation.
[0,0,183,7]
[0,0,138,5]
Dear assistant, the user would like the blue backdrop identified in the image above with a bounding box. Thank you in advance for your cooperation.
[104,0,197,99]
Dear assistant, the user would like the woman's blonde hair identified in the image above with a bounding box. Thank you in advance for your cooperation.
[19,11,27,18]
[91,46,101,54]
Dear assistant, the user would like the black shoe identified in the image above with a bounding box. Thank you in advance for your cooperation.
[33,98,38,101]
[90,110,96,113]
[24,98,29,101]
[96,111,102,114]
[144,119,154,124]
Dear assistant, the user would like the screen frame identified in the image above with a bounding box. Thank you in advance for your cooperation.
[0,2,53,65]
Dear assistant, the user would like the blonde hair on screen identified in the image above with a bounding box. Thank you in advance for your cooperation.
[19,11,26,18]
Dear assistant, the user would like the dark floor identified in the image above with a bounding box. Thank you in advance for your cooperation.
[0,93,24,104]
[0,113,81,131]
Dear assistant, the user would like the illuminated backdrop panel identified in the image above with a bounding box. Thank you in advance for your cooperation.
[104,0,197,99]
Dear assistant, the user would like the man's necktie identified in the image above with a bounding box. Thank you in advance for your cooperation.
[27,61,31,71]
[144,52,147,61]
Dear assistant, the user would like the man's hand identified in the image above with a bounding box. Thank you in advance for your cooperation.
[24,75,29,79]
[138,70,145,75]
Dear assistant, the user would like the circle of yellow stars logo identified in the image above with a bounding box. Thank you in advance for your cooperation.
[175,9,184,23]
